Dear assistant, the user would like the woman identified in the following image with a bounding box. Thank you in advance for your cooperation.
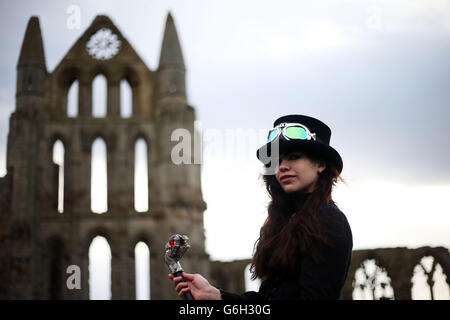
[169,114,353,300]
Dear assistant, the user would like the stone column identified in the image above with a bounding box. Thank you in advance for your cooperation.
[78,76,92,118]
[107,79,121,118]
[107,127,134,216]
[65,129,91,217]
[111,234,135,299]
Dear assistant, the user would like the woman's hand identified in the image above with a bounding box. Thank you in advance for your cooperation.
[168,272,222,300]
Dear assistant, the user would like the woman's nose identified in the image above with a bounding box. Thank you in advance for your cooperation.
[278,159,289,171]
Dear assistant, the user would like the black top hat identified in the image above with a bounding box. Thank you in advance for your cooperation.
[256,114,343,173]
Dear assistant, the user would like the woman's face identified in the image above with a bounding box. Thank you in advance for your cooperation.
[275,151,326,194]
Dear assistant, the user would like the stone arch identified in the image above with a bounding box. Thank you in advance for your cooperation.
[128,131,150,153]
[410,248,450,300]
[121,65,149,117]
[120,79,132,118]
[121,66,141,88]
[122,66,140,114]
[56,65,81,90]
[133,136,149,212]
[50,138,66,213]
[84,226,116,299]
[90,137,108,214]
[351,252,395,300]
[131,132,154,181]
[67,79,79,117]
[130,232,152,251]
[81,131,116,154]
[87,233,113,300]
[48,133,71,154]
[131,232,152,300]
[84,226,116,253]
[128,131,151,165]
[91,72,108,118]
[129,232,155,261]
[89,65,113,83]
[409,248,450,283]
[54,66,82,116]
[48,132,70,171]
[432,250,450,289]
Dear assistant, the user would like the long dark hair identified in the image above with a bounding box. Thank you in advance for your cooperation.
[250,153,342,280]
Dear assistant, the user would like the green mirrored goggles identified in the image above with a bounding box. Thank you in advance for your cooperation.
[267,122,317,143]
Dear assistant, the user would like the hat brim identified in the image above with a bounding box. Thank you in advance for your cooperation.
[256,139,343,174]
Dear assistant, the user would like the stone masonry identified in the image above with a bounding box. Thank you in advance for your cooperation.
[0,14,209,299]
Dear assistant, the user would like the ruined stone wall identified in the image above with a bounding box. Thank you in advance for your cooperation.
[210,246,450,300]
[0,14,209,300]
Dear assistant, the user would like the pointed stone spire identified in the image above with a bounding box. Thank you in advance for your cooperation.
[17,16,46,69]
[158,12,185,70]
[16,16,46,101]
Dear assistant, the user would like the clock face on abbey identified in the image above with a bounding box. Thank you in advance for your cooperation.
[86,28,121,60]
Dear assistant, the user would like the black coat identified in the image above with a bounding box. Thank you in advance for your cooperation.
[220,202,353,300]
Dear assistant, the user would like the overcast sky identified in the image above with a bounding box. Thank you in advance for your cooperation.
[1,0,449,271]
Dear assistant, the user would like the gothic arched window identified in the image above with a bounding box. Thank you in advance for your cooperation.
[91,138,108,213]
[352,258,395,300]
[52,140,65,213]
[92,74,107,118]
[134,138,148,212]
[120,79,132,118]
[135,241,150,300]
[89,236,111,299]
[411,255,450,300]
[67,80,78,117]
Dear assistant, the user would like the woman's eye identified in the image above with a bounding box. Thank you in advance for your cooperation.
[288,153,301,160]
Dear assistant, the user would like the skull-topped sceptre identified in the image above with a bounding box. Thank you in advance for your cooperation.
[164,234,194,300]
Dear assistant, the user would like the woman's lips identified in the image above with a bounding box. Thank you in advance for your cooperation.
[280,176,295,182]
